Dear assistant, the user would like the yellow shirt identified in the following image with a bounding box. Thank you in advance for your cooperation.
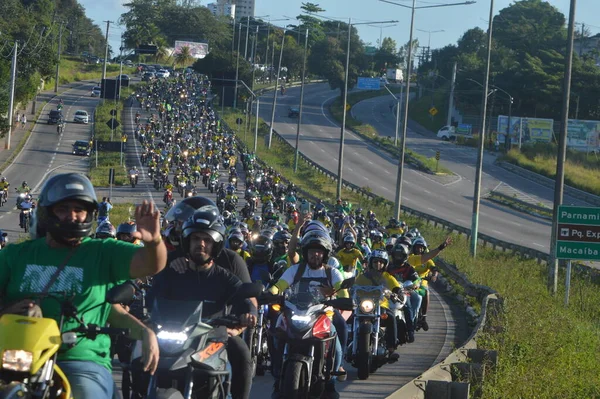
[236,249,251,261]
[336,248,364,269]
[408,254,436,279]
[371,241,385,250]
[355,271,400,309]
[386,227,404,236]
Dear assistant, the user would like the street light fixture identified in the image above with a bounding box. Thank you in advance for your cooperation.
[416,28,445,61]
[377,0,476,220]
[368,23,399,49]
[267,27,287,149]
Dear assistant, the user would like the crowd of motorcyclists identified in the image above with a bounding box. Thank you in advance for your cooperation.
[0,70,453,399]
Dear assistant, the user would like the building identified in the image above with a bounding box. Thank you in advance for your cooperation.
[232,0,255,20]
[206,0,254,21]
[207,1,236,19]
[574,34,600,66]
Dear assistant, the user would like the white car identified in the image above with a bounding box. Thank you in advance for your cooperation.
[91,86,101,97]
[73,110,89,124]
[155,69,170,78]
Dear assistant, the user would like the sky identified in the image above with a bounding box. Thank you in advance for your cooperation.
[80,0,599,58]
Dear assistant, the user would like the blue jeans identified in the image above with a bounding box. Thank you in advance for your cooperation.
[58,360,115,399]
[405,291,423,329]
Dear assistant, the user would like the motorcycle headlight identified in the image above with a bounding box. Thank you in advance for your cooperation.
[359,299,375,313]
[2,350,33,372]
[157,330,188,354]
[290,314,312,329]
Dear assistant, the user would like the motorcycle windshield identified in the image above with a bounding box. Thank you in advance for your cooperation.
[151,298,206,332]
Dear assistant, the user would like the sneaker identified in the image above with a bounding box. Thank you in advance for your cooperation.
[388,351,400,363]
[421,318,429,331]
[336,366,347,382]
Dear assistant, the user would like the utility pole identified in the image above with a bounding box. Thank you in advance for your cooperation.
[244,16,250,60]
[294,29,309,173]
[267,30,286,149]
[6,42,18,150]
[549,0,577,294]
[54,22,64,93]
[234,23,242,109]
[447,61,457,127]
[101,20,112,83]
[251,26,259,91]
[337,18,352,199]
[470,0,494,257]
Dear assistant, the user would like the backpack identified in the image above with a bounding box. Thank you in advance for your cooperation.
[292,262,334,288]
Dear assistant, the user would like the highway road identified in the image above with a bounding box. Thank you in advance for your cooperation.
[0,82,100,239]
[109,89,468,399]
[257,83,595,253]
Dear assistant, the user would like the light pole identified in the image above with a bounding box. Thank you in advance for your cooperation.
[234,22,242,109]
[416,28,445,62]
[470,0,494,258]
[264,18,291,73]
[267,28,287,149]
[378,0,476,220]
[294,29,309,172]
[369,23,398,49]
[383,84,402,146]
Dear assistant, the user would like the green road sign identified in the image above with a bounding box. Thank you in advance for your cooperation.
[556,205,600,260]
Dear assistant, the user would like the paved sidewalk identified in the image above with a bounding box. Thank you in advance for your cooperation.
[0,81,94,173]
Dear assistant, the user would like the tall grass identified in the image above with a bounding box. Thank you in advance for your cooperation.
[50,56,137,87]
[89,100,127,186]
[222,107,600,398]
[502,143,600,196]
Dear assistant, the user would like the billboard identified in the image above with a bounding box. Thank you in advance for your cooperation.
[357,77,380,90]
[497,116,554,145]
[174,40,209,59]
[566,119,600,151]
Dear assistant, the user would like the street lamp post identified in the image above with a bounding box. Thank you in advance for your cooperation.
[416,28,445,62]
[267,29,287,149]
[378,0,476,220]
[294,29,309,173]
[470,0,495,257]
[234,23,242,109]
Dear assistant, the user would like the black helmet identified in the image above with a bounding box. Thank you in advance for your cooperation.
[301,230,333,263]
[273,230,292,246]
[181,206,225,258]
[391,243,410,265]
[33,173,98,242]
[252,235,274,262]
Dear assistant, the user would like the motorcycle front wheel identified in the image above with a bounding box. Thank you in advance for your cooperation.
[282,360,309,399]
[357,321,372,380]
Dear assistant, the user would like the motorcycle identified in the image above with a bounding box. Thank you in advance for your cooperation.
[163,189,173,206]
[266,278,354,399]
[130,173,138,188]
[0,283,134,398]
[209,178,218,194]
[19,198,34,232]
[129,283,263,399]
[0,189,6,207]
[346,284,409,380]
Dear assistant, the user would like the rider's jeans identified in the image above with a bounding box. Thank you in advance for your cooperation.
[227,335,253,399]
[404,291,422,330]
[331,309,348,354]
[58,360,116,399]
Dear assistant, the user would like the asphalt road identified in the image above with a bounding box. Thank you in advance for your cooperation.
[0,83,99,238]
[107,92,468,399]
[256,83,595,253]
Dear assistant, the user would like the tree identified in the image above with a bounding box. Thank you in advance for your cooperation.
[174,46,194,67]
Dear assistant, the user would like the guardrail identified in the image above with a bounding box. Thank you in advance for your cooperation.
[497,161,600,206]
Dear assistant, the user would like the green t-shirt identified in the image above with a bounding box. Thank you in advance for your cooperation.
[0,237,138,370]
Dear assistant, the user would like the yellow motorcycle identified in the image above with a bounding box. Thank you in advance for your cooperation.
[0,283,135,398]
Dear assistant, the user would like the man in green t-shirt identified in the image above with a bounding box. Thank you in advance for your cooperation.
[0,173,167,399]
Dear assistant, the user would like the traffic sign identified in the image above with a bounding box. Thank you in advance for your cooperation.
[435,151,440,160]
[429,107,438,116]
[110,109,117,116]
[236,117,243,125]
[357,77,380,90]
[106,118,120,130]
[556,205,600,260]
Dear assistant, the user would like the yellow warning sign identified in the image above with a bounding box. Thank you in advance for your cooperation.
[429,107,438,116]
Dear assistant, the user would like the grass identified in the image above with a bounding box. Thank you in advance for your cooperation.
[407,85,450,132]
[221,107,600,398]
[487,192,552,219]
[328,90,453,175]
[91,203,135,232]
[48,56,137,87]
[500,143,600,196]
[89,100,128,186]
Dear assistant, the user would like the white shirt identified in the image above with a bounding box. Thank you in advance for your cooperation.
[279,263,344,289]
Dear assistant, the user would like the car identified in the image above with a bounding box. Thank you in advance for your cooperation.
[47,110,63,124]
[91,86,101,97]
[73,110,89,124]
[288,107,300,118]
[72,140,91,156]
[142,72,155,82]
[155,69,170,78]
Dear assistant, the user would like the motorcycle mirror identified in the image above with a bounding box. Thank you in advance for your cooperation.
[340,277,355,290]
[234,282,264,299]
[105,282,136,304]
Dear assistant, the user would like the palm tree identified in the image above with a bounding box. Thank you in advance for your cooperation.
[174,46,194,68]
